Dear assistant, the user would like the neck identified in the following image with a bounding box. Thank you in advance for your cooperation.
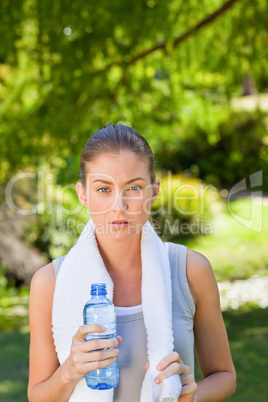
[95,232,142,275]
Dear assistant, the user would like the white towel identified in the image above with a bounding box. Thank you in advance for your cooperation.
[52,219,182,402]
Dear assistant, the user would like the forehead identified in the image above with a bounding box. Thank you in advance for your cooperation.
[85,151,150,182]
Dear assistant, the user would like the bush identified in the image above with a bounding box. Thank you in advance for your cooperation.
[155,110,268,190]
[0,266,29,330]
[152,172,219,240]
[32,180,90,259]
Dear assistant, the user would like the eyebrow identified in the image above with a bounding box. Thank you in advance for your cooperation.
[92,177,146,185]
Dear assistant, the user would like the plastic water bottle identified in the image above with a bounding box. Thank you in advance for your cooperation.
[83,283,119,390]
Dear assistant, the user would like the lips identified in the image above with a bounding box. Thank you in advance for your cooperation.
[111,220,128,224]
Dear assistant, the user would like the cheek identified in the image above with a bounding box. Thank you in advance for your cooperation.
[88,194,114,213]
[143,189,154,214]
[142,197,153,216]
[128,191,152,214]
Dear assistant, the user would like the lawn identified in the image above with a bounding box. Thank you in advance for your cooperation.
[0,326,29,402]
[225,308,268,401]
[194,308,268,401]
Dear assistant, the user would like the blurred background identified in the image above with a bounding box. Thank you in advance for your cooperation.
[0,0,267,400]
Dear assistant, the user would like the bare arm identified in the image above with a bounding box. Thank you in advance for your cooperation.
[28,263,78,401]
[187,249,236,401]
[28,263,120,402]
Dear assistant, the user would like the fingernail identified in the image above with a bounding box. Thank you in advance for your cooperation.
[155,377,160,384]
[156,364,162,370]
[101,325,107,330]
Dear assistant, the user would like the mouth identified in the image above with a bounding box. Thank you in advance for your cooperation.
[111,220,129,224]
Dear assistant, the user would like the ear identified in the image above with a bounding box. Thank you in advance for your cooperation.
[151,179,160,204]
[76,182,88,208]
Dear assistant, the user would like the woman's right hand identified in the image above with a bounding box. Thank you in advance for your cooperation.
[63,324,121,383]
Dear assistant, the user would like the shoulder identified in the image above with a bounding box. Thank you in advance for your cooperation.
[186,249,218,306]
[29,262,56,304]
[186,248,213,273]
[29,263,56,340]
[31,262,55,287]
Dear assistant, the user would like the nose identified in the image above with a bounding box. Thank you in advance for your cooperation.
[112,193,128,212]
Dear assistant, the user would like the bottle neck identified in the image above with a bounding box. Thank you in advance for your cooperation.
[90,294,107,300]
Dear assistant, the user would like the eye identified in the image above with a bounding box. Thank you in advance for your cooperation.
[97,187,110,193]
[128,185,142,191]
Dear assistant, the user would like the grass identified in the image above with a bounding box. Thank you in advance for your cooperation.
[225,309,268,401]
[0,326,29,402]
[194,307,268,401]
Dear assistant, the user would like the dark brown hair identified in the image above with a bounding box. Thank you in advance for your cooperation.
[80,124,156,186]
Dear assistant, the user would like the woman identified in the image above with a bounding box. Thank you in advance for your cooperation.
[28,125,236,401]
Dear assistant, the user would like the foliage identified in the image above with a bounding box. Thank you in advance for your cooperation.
[0,0,267,188]
[0,266,29,330]
[155,109,268,189]
[152,172,219,239]
[18,164,90,259]
[181,199,268,281]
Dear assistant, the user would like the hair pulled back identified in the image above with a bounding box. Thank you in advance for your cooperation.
[80,125,156,185]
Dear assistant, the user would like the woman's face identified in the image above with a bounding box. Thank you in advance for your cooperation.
[76,151,159,242]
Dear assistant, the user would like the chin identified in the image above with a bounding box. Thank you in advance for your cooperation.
[106,228,142,242]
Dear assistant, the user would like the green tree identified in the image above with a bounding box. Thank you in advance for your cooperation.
[0,0,267,186]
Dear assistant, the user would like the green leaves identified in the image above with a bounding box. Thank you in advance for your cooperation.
[0,0,267,187]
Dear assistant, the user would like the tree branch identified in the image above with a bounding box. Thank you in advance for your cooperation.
[128,0,242,65]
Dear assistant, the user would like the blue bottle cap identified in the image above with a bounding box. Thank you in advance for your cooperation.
[91,283,107,296]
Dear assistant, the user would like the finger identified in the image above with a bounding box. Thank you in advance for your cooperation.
[180,373,195,387]
[79,337,119,353]
[72,325,106,342]
[117,335,122,344]
[144,362,150,371]
[76,357,117,375]
[155,362,191,384]
[156,351,180,371]
[90,347,120,363]
[154,362,180,384]
[78,347,120,364]
[179,381,198,397]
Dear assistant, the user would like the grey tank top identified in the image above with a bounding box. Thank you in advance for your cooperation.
[52,242,195,402]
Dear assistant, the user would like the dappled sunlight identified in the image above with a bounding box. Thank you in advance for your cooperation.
[218,276,268,311]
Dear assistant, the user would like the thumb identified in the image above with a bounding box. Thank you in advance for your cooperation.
[144,362,150,372]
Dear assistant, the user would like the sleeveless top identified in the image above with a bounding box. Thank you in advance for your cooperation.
[52,242,195,402]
